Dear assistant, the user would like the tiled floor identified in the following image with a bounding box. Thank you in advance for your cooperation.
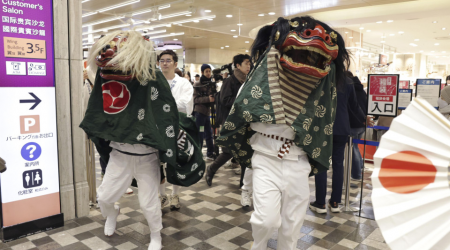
[2,152,389,250]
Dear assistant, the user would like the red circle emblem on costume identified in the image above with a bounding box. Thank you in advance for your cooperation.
[379,151,436,194]
[102,81,131,114]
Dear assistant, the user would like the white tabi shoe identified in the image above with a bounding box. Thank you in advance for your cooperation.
[241,189,252,207]
[169,194,181,210]
[104,205,120,236]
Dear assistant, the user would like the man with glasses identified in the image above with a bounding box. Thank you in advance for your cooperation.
[158,50,194,210]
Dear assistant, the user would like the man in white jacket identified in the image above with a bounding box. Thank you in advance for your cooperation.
[158,49,194,209]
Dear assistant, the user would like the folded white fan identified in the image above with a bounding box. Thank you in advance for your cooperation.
[372,97,450,250]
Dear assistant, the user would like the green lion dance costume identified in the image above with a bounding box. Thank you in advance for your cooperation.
[79,31,204,250]
[216,16,349,249]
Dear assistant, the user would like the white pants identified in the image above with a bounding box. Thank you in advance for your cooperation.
[97,149,162,233]
[250,151,311,250]
[242,168,253,192]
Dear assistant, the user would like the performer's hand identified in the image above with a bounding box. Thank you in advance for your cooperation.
[366,116,375,127]
[209,95,215,102]
[0,157,6,173]
[83,70,88,81]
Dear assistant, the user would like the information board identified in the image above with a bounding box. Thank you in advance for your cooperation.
[0,0,61,240]
[399,80,410,89]
[416,79,441,109]
[398,89,413,110]
[367,74,400,117]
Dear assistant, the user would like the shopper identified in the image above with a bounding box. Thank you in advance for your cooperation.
[0,157,7,173]
[174,68,183,77]
[347,72,371,180]
[439,85,450,120]
[158,49,194,210]
[310,77,365,213]
[205,54,250,189]
[184,71,193,85]
[194,74,200,83]
[193,64,215,160]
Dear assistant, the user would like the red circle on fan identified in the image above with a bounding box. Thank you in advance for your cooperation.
[379,151,436,194]
[102,81,131,114]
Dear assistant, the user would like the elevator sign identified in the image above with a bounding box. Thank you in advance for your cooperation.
[0,0,61,241]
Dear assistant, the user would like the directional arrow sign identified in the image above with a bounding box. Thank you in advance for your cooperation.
[20,93,42,110]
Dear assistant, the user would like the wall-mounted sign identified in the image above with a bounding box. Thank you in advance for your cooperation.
[416,79,441,109]
[0,0,62,241]
[367,74,400,117]
[398,89,413,110]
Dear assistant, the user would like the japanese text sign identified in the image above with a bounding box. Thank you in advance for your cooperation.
[367,74,399,117]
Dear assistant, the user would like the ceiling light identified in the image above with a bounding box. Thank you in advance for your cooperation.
[225,45,229,47]
[443,51,446,53]
[442,28,447,30]
[82,11,98,17]
[381,41,385,43]
[185,14,191,16]
[140,30,166,35]
[145,23,171,29]
[387,20,393,23]
[246,50,249,52]
[435,43,440,45]
[82,23,130,35]
[193,20,199,22]
[207,19,213,21]
[231,29,236,32]
[237,23,243,26]
[173,38,178,41]
[349,37,353,39]
[149,32,184,39]
[160,11,192,19]
[433,21,438,23]
[420,50,424,52]
[376,21,382,23]
[258,14,264,16]
[398,31,404,34]
[82,16,125,27]
[389,34,395,36]
[233,35,238,38]
[221,47,224,49]
[81,0,90,3]
[172,15,216,25]
[381,36,386,38]
[205,10,211,12]
[131,4,170,16]
[345,32,348,34]
[359,27,364,30]
[366,30,371,32]
[245,41,249,43]
[409,43,418,47]
[414,39,419,41]
[97,0,140,13]
[268,12,275,15]
[226,15,232,17]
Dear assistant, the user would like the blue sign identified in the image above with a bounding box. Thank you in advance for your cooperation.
[399,89,412,94]
[398,89,413,110]
[417,79,440,85]
[21,142,42,161]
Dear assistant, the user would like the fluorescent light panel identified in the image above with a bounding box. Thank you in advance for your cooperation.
[82,11,98,18]
[149,32,184,39]
[140,30,167,35]
[146,23,172,29]
[131,4,170,16]
[97,0,140,13]
[172,15,216,25]
[160,11,192,19]
[82,16,124,27]
[82,23,130,35]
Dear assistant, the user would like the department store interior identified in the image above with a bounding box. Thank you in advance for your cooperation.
[0,0,449,249]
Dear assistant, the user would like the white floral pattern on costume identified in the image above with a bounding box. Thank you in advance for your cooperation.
[303,134,312,145]
[166,126,175,137]
[303,118,312,130]
[315,105,326,117]
[251,85,263,99]
[191,163,198,171]
[177,172,186,180]
[314,126,319,132]
[264,104,270,110]
[198,170,204,176]
[166,149,173,157]
[243,99,248,105]
[138,109,145,120]
[151,87,159,101]
[163,104,170,112]
[260,114,273,123]
[137,133,143,141]
[243,111,252,122]
[224,121,236,130]
[312,148,321,158]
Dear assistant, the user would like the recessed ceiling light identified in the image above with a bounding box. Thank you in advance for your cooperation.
[258,13,264,16]
[359,27,364,30]
[225,45,229,47]
[170,33,175,34]
[245,41,249,43]
[381,36,386,38]
[443,51,446,53]
[226,15,232,17]
[442,28,447,30]
[376,21,382,23]
[207,19,213,21]
[366,30,371,32]
[435,43,440,45]
[409,43,418,47]
[231,29,236,32]
[205,10,211,12]
[237,23,243,26]
[185,14,192,16]
[414,39,419,41]
[221,47,224,49]
[233,35,238,38]
[345,32,348,34]
[431,51,435,52]
[420,50,424,52]
[173,38,178,41]
[398,31,404,34]
[387,20,393,23]
[193,20,199,22]
[245,50,249,52]
[390,34,395,36]
[381,41,386,43]
[433,21,438,23]
[268,12,275,15]
[349,37,353,39]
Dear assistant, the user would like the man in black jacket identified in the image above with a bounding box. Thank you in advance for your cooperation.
[205,54,251,187]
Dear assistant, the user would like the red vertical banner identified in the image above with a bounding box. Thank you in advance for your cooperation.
[367,74,400,117]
